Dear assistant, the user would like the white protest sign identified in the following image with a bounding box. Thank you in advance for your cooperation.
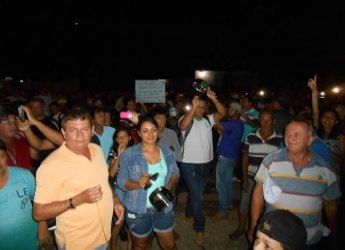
[135,80,165,103]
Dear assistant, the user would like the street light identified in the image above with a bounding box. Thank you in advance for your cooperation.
[332,87,340,94]
[196,71,207,78]
[319,91,326,98]
[258,90,265,97]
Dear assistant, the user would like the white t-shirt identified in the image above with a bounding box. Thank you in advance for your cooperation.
[180,115,215,164]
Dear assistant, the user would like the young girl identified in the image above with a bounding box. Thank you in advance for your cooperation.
[108,127,134,250]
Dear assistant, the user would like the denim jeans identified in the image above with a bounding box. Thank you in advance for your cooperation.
[215,155,237,212]
[180,162,211,232]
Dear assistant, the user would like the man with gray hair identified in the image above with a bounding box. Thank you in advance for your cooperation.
[249,117,341,248]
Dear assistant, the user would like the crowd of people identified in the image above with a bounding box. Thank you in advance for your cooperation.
[0,76,344,250]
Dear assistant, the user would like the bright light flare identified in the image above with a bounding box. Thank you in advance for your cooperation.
[196,70,207,79]
[258,90,265,96]
[332,87,340,94]
[319,91,326,98]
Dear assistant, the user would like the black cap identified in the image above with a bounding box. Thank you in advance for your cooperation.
[258,210,307,249]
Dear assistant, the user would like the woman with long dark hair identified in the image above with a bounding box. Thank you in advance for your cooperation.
[117,116,180,250]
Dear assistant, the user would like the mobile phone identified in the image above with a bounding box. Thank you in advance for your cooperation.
[120,111,132,119]
[18,106,25,121]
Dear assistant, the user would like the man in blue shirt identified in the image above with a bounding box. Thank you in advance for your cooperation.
[212,102,244,220]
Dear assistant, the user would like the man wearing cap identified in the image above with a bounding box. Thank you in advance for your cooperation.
[254,209,307,250]
[212,101,244,220]
[249,117,341,248]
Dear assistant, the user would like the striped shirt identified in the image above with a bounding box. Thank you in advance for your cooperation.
[243,129,282,177]
[255,148,341,245]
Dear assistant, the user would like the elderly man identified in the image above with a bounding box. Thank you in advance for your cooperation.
[33,108,124,250]
[248,117,341,248]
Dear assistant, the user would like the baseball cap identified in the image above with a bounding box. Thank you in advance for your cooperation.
[258,210,307,249]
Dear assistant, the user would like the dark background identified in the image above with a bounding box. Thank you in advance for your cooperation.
[1,1,345,90]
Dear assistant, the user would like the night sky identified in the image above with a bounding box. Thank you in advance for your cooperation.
[1,1,345,89]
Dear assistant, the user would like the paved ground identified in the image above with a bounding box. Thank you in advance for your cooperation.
[118,176,250,250]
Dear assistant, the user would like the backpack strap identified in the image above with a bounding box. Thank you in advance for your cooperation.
[179,119,194,159]
[180,116,211,159]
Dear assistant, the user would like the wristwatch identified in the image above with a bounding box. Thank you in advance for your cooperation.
[67,198,76,209]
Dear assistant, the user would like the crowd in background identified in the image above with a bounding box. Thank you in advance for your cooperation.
[0,76,344,250]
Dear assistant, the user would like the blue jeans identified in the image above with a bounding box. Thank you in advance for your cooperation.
[216,156,237,212]
[181,162,211,232]
[126,208,175,237]
[239,177,255,214]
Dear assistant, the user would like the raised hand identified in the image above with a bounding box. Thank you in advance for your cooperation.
[206,87,217,100]
[21,105,39,126]
[128,111,139,125]
[307,75,318,91]
[192,95,200,109]
[16,117,30,132]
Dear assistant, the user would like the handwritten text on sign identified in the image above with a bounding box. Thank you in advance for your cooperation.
[135,80,165,103]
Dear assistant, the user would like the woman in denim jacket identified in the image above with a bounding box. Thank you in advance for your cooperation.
[117,116,180,250]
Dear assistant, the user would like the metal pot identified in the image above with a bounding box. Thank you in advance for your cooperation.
[149,186,174,211]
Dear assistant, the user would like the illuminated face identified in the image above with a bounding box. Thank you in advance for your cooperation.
[62,119,92,153]
[320,111,338,131]
[115,130,131,147]
[154,114,166,129]
[0,150,7,175]
[195,99,207,118]
[139,121,158,145]
[284,122,312,154]
[254,231,284,250]
[259,113,275,132]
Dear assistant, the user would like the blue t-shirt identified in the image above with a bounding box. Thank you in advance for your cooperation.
[0,167,38,250]
[146,151,168,208]
[95,126,116,162]
[216,119,244,159]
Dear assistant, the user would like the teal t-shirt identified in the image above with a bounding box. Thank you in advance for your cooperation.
[146,151,168,208]
[0,167,38,250]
